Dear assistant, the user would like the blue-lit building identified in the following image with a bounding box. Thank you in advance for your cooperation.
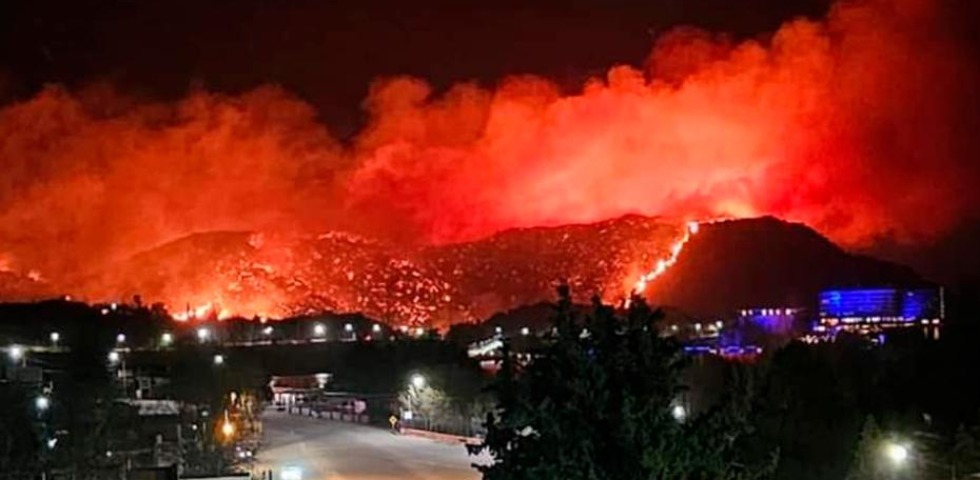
[817,287,944,332]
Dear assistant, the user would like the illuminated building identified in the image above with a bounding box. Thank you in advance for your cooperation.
[737,307,805,336]
[817,287,944,334]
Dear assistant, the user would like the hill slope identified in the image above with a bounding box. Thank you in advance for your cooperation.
[647,217,923,316]
[1,216,922,324]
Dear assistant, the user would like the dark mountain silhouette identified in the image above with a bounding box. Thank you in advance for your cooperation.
[647,217,923,316]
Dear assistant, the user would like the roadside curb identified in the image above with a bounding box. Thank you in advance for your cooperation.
[400,427,481,446]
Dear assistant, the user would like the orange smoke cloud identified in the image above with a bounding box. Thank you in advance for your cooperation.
[347,0,978,245]
[0,85,346,274]
[0,0,977,289]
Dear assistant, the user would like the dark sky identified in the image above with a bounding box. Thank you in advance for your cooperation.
[0,0,830,133]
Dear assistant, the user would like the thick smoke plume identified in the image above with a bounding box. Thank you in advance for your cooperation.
[0,0,977,288]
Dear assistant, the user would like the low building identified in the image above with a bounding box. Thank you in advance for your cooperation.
[737,307,806,337]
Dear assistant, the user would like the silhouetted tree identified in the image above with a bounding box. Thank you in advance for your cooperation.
[470,287,773,480]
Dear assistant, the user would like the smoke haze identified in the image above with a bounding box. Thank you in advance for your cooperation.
[0,0,977,285]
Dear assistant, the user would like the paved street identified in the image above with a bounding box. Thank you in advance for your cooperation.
[254,409,489,480]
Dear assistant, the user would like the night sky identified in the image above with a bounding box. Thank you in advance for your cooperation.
[1,0,831,134]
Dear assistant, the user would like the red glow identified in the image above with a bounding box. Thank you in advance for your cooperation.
[0,0,976,321]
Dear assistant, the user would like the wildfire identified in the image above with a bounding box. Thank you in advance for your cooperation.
[632,221,700,296]
[172,302,221,322]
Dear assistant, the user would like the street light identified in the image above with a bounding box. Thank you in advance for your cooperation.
[520,327,530,336]
[411,373,426,389]
[8,345,24,362]
[213,354,225,366]
[883,441,909,466]
[344,323,354,333]
[313,323,326,337]
[50,332,60,345]
[197,327,210,342]
[372,324,382,333]
[161,332,173,346]
[671,405,687,422]
[35,395,50,411]
[263,326,274,336]
[108,351,121,364]
[116,333,126,344]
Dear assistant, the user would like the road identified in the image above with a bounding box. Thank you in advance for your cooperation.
[254,409,489,480]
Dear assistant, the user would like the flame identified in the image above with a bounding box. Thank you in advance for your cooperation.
[172,302,214,322]
[632,221,701,296]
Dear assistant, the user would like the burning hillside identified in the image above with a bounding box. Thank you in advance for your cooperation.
[70,215,684,325]
[0,216,921,326]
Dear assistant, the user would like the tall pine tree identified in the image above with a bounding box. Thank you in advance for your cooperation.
[470,286,772,480]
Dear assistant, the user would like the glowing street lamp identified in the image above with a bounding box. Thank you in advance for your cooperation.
[197,327,211,343]
[344,323,354,333]
[313,323,326,337]
[372,324,382,333]
[116,333,126,344]
[108,351,121,364]
[883,441,909,467]
[161,332,173,346]
[35,395,50,411]
[671,405,687,422]
[8,345,24,363]
[221,420,235,438]
[213,354,225,366]
[263,326,274,336]
[410,373,426,389]
[520,327,530,336]
[50,332,60,345]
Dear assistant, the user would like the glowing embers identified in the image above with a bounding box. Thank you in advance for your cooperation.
[632,221,700,295]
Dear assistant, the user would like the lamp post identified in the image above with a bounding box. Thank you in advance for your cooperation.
[8,345,25,366]
[108,350,129,394]
[407,374,427,430]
